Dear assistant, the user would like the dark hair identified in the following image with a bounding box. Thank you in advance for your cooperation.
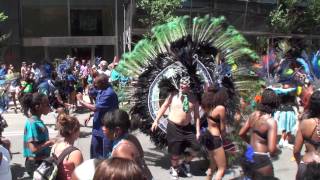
[93,157,146,180]
[57,114,80,138]
[201,85,228,110]
[309,91,320,117]
[257,89,279,114]
[96,74,109,84]
[21,93,47,116]
[102,109,131,132]
[303,162,320,180]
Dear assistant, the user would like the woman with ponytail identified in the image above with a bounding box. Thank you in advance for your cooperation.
[239,89,279,179]
[21,92,55,177]
[201,85,228,180]
[52,114,83,180]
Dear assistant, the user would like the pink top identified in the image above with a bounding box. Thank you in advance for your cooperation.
[57,161,75,180]
[80,65,88,77]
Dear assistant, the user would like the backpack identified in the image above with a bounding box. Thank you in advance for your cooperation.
[33,146,78,180]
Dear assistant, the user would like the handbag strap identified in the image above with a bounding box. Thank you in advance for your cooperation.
[56,146,78,165]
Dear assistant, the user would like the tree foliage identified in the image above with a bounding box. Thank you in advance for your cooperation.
[269,0,320,34]
[0,12,9,42]
[137,0,183,27]
[0,12,8,22]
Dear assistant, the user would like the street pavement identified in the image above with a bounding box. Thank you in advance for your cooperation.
[2,107,297,180]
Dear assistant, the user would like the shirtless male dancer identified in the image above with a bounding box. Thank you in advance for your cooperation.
[151,76,201,179]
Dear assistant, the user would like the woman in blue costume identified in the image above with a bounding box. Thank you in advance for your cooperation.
[273,84,298,148]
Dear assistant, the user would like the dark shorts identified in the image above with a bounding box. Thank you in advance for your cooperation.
[200,130,223,151]
[166,120,200,156]
[252,154,273,170]
[241,153,274,178]
[296,163,307,180]
[25,158,43,177]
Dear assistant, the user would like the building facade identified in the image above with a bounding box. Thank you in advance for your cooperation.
[1,0,318,65]
[0,0,126,65]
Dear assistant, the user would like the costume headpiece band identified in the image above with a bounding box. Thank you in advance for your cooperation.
[180,76,191,86]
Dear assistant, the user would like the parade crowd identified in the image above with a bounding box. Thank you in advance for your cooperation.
[0,51,319,180]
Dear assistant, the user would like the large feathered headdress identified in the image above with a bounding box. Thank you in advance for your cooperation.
[116,15,259,147]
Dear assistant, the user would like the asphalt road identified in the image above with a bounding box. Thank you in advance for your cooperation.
[2,107,297,180]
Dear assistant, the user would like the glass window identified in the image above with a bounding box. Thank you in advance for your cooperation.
[71,10,102,36]
[70,0,115,36]
[22,0,68,37]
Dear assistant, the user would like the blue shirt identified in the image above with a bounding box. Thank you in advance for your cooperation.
[37,79,56,96]
[93,85,119,136]
[23,116,50,158]
[0,68,7,77]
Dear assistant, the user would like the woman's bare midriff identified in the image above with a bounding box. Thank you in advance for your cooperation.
[207,121,221,136]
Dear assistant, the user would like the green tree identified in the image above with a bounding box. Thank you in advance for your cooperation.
[0,12,10,62]
[137,0,183,27]
[269,0,320,34]
[0,12,9,42]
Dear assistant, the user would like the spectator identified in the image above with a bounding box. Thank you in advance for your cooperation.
[93,157,146,180]
[0,64,7,79]
[302,162,320,180]
[8,64,19,112]
[31,63,41,83]
[72,159,102,180]
[76,74,118,158]
[79,60,89,95]
[20,61,27,79]
[102,109,152,179]
[52,114,83,180]
[19,72,35,100]
[21,93,55,177]
[97,60,111,76]
[0,144,11,180]
[7,64,14,75]
[66,69,77,109]
[74,60,81,74]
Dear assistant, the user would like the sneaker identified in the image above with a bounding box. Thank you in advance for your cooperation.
[180,162,192,177]
[283,140,294,149]
[170,167,179,180]
[278,138,284,148]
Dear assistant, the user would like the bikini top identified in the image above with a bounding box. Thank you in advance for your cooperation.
[207,114,220,124]
[251,114,270,141]
[304,118,320,149]
[252,129,268,140]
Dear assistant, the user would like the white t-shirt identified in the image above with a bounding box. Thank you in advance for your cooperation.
[0,145,11,180]
[74,159,99,180]
[97,69,111,77]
